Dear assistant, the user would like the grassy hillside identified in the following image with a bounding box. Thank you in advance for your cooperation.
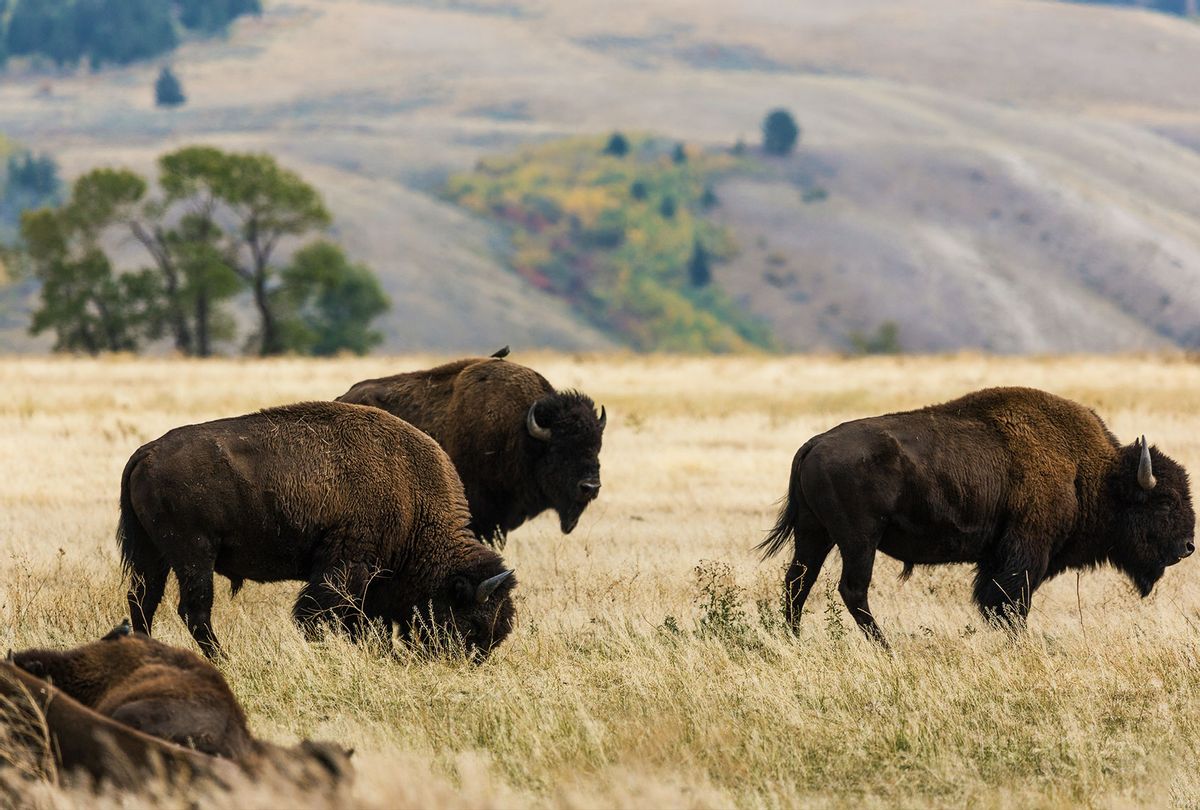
[0,0,1199,353]
[4,353,1200,806]
[447,135,771,351]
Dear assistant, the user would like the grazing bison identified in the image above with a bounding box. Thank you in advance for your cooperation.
[337,349,606,546]
[5,624,352,790]
[759,387,1195,644]
[118,401,517,659]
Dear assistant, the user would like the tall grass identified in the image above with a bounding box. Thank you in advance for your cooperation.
[1,353,1198,807]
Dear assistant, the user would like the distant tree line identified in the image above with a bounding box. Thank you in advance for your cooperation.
[17,146,389,356]
[1067,0,1197,15]
[0,0,261,69]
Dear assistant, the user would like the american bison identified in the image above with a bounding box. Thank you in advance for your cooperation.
[5,623,352,790]
[118,401,517,659]
[759,387,1195,644]
[337,349,606,546]
[0,658,235,790]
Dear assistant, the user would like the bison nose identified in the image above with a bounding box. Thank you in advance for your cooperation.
[1186,542,1196,558]
[579,479,601,498]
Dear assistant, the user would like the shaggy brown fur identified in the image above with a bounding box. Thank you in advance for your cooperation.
[337,352,605,546]
[0,660,232,789]
[11,623,255,758]
[3,629,353,792]
[759,387,1195,644]
[117,402,517,659]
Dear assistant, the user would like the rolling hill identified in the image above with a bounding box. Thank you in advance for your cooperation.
[0,0,1198,353]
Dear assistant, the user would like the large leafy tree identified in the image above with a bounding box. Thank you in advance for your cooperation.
[274,241,389,356]
[21,146,384,357]
[22,170,161,353]
[151,147,331,355]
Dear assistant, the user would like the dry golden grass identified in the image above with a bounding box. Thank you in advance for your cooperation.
[2,353,1200,807]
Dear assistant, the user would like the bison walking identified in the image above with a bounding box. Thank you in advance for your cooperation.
[337,351,605,546]
[118,402,517,659]
[759,387,1195,643]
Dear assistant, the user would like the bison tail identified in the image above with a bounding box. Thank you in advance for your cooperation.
[116,446,156,580]
[756,442,813,560]
[899,563,915,583]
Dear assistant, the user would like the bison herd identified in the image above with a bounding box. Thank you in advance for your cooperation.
[3,351,1195,793]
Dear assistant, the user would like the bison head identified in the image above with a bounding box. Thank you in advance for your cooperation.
[1110,436,1195,597]
[397,560,518,659]
[525,390,606,534]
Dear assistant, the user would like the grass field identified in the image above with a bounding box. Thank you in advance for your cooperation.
[2,353,1200,807]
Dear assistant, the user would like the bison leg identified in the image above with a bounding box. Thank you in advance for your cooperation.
[176,567,221,659]
[973,564,1042,630]
[293,564,372,642]
[127,555,170,636]
[785,519,834,627]
[837,543,888,646]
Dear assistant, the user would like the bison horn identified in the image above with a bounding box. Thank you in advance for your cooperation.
[597,405,607,432]
[476,569,514,604]
[1138,435,1157,491]
[526,403,552,442]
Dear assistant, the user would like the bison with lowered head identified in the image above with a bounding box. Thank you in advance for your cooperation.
[337,348,606,546]
[118,401,517,659]
[759,387,1194,644]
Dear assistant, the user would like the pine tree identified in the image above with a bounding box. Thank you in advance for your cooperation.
[762,109,800,156]
[688,239,711,287]
[603,132,630,157]
[155,66,186,107]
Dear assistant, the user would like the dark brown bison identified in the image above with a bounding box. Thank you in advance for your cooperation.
[337,349,606,546]
[3,624,351,791]
[759,387,1195,644]
[0,658,234,790]
[118,401,517,659]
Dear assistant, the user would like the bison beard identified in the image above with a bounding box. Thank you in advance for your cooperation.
[116,401,517,660]
[759,387,1195,644]
[336,352,605,547]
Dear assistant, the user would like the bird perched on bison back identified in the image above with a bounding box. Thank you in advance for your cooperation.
[8,621,353,789]
[336,348,606,547]
[759,386,1195,645]
[117,401,517,660]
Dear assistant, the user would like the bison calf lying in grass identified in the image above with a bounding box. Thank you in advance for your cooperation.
[338,348,606,547]
[4,623,352,791]
[117,401,517,659]
[760,386,1195,644]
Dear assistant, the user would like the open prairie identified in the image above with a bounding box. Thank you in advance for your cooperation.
[2,353,1200,807]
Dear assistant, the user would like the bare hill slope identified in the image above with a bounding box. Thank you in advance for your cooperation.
[0,0,1198,352]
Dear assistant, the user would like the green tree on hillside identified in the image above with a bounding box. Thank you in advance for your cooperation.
[155,66,185,107]
[762,109,800,156]
[22,170,161,352]
[274,241,389,356]
[603,132,630,157]
[688,239,711,287]
[22,147,382,357]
